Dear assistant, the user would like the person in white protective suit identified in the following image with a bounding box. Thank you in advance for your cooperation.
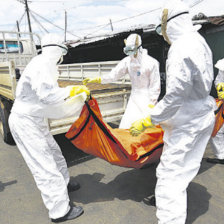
[8,34,90,222]
[82,33,161,129]
[130,0,216,223]
[207,58,224,164]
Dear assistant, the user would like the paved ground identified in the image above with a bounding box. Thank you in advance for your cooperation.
[0,133,224,224]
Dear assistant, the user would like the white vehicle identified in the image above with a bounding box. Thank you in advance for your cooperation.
[0,31,130,144]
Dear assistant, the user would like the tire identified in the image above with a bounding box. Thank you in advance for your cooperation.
[0,99,15,145]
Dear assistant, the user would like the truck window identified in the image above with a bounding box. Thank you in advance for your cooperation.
[0,41,23,53]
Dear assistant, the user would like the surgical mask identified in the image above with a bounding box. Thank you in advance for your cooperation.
[123,45,141,56]
[156,10,189,45]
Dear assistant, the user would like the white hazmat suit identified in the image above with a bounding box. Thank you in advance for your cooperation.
[102,34,161,129]
[9,34,86,219]
[149,1,216,223]
[209,58,224,160]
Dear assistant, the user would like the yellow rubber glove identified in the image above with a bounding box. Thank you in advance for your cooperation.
[83,76,101,85]
[217,82,224,91]
[130,116,154,136]
[70,85,90,97]
[148,104,155,109]
[217,82,224,100]
[218,91,224,100]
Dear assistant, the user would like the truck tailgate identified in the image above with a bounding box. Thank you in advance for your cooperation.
[49,80,131,135]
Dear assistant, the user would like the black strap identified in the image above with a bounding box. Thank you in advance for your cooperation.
[214,103,223,115]
[42,44,67,51]
[167,11,189,23]
[68,114,91,141]
[85,101,117,144]
[136,143,164,162]
[68,97,165,162]
[67,98,117,144]
[156,11,189,29]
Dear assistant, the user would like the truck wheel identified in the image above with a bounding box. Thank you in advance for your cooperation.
[0,99,15,145]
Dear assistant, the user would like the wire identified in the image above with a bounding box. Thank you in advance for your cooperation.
[82,7,161,38]
[30,11,49,33]
[15,0,25,4]
[190,0,204,8]
[29,0,75,2]
[12,11,26,31]
[80,0,205,38]
[15,0,80,39]
[73,6,161,34]
[24,10,27,32]
[30,9,81,38]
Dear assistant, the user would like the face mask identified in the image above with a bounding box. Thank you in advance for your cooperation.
[123,45,141,56]
[155,10,189,45]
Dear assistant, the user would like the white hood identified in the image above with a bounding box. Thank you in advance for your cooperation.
[161,0,195,44]
[166,13,195,43]
[41,33,65,63]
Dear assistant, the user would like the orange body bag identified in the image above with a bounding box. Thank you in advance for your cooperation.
[211,99,224,137]
[66,97,164,169]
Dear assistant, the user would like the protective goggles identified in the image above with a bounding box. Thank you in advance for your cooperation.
[155,11,189,35]
[42,44,68,55]
[123,45,141,56]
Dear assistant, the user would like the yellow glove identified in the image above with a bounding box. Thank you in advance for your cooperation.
[218,91,224,100]
[83,76,101,85]
[217,82,224,100]
[148,104,155,109]
[130,116,154,136]
[70,85,90,97]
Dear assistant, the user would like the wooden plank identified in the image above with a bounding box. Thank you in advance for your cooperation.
[0,88,14,100]
[0,73,12,87]
[0,61,16,100]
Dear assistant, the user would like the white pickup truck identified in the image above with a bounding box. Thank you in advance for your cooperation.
[0,31,131,144]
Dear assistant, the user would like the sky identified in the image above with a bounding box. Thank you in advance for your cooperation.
[0,0,223,43]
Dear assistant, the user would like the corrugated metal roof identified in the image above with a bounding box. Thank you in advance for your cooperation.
[67,15,224,48]
[67,24,155,47]
[209,16,224,25]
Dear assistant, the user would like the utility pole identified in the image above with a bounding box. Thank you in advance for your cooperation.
[24,0,33,40]
[16,20,21,37]
[64,10,67,42]
[109,19,114,32]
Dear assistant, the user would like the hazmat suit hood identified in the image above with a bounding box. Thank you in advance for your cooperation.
[159,0,195,44]
[124,33,144,70]
[40,33,68,83]
[41,33,68,64]
[124,34,143,59]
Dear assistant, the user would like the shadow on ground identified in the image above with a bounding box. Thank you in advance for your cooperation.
[69,163,158,204]
[54,133,94,167]
[54,130,212,224]
[198,158,215,175]
[0,180,17,192]
[186,182,211,224]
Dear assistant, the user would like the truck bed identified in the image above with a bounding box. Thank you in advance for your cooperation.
[49,80,131,135]
[58,80,131,93]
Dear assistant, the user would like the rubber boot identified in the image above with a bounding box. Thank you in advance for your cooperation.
[51,206,84,223]
[67,180,80,192]
[206,158,224,164]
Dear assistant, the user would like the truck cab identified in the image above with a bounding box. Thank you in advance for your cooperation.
[0,31,131,144]
[0,31,40,144]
